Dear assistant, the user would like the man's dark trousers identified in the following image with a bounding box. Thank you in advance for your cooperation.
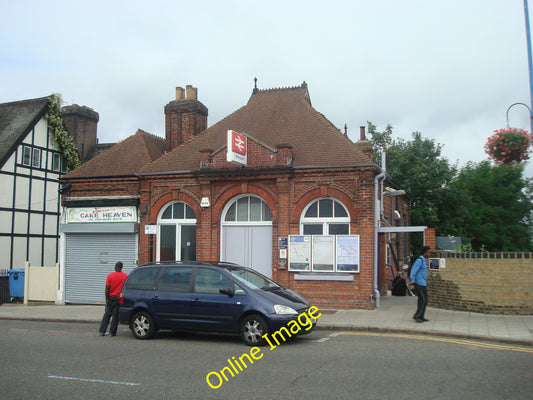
[99,296,120,335]
[414,284,428,319]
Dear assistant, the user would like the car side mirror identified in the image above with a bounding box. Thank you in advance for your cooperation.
[219,288,234,297]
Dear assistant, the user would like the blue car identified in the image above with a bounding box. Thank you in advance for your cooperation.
[118,261,315,345]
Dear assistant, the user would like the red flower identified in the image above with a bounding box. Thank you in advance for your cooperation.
[485,127,532,165]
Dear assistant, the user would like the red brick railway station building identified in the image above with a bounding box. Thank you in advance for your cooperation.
[60,82,418,308]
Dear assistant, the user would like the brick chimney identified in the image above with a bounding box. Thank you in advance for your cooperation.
[355,125,373,158]
[164,85,208,152]
[61,104,99,162]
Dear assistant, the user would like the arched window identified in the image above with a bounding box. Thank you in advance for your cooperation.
[157,202,197,261]
[160,202,196,220]
[300,198,350,235]
[223,195,272,223]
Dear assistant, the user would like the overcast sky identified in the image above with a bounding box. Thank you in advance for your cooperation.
[1,0,532,177]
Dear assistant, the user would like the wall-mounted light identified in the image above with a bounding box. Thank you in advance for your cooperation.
[140,204,148,218]
[384,189,406,197]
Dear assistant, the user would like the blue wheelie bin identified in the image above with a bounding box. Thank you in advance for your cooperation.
[8,269,25,300]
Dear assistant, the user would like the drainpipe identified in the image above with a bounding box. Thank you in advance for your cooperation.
[58,179,71,193]
[373,152,386,308]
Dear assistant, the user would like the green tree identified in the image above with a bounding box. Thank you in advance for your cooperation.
[446,161,533,251]
[368,122,533,252]
[367,121,393,165]
[368,123,457,228]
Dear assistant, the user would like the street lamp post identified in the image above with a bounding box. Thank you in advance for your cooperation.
[524,0,533,113]
[506,102,533,134]
[504,2,533,134]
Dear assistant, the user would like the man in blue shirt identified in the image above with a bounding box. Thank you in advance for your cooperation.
[410,246,431,323]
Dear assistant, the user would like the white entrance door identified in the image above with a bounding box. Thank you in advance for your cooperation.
[222,225,272,278]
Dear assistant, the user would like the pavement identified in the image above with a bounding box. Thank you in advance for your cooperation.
[1,295,532,346]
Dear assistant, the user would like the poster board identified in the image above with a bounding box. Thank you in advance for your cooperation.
[312,235,335,272]
[288,235,311,271]
[336,235,360,272]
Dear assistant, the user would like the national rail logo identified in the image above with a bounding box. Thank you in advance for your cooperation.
[205,306,322,389]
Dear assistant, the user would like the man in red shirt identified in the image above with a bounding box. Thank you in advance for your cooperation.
[99,261,128,336]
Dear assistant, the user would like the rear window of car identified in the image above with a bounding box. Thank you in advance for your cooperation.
[126,267,161,290]
[156,267,193,292]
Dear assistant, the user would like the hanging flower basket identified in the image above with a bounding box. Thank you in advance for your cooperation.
[484,127,533,165]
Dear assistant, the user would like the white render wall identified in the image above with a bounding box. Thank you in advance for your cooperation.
[0,116,63,270]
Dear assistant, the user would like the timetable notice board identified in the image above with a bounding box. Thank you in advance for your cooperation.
[288,235,359,273]
[288,235,311,271]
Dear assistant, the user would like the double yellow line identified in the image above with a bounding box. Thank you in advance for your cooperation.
[339,332,533,354]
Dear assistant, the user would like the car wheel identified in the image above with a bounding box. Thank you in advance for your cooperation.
[240,315,268,346]
[131,311,155,340]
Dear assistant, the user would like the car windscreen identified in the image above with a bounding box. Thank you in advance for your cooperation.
[228,268,281,290]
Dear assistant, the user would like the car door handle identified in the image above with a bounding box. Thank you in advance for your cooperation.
[192,298,200,302]
[152,296,159,301]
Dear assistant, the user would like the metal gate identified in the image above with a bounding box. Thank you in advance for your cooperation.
[65,233,137,304]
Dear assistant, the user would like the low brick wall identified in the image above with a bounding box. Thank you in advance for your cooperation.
[427,252,533,315]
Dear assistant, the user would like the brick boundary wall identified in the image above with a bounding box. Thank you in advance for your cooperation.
[427,252,533,315]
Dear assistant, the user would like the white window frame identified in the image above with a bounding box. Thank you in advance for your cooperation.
[22,146,32,166]
[221,194,272,226]
[32,148,41,168]
[156,201,197,262]
[299,198,350,236]
[51,153,61,172]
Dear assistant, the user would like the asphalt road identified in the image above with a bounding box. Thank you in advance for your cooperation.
[1,320,532,400]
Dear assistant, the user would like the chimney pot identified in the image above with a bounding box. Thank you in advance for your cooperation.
[186,85,197,100]
[360,126,366,141]
[176,87,185,100]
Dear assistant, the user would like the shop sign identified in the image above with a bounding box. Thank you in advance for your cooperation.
[67,206,137,223]
[226,130,247,166]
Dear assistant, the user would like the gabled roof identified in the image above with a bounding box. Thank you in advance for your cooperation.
[139,83,372,175]
[64,129,166,178]
[0,96,51,167]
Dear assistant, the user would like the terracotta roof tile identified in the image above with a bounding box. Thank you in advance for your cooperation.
[139,83,372,174]
[65,129,165,178]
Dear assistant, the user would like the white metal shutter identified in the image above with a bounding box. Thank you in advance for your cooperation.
[65,233,137,304]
